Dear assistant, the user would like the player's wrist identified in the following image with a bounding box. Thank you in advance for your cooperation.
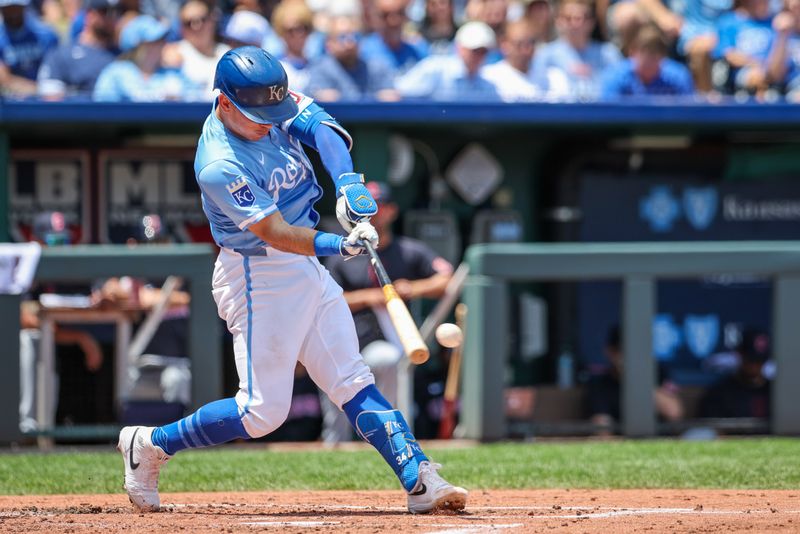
[313,231,344,256]
[335,172,364,195]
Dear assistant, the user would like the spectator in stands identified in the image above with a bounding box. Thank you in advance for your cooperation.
[306,14,399,101]
[638,0,732,93]
[272,0,315,92]
[600,24,694,98]
[0,0,59,97]
[138,0,181,29]
[531,0,622,100]
[715,0,775,96]
[420,0,457,55]
[463,0,505,62]
[701,329,771,419]
[766,0,800,100]
[597,0,647,55]
[361,0,428,74]
[93,14,195,101]
[396,20,502,100]
[465,0,507,32]
[320,182,454,443]
[161,0,228,101]
[41,0,82,41]
[585,325,683,436]
[222,9,272,48]
[521,0,555,44]
[68,0,140,49]
[37,0,119,100]
[483,19,543,101]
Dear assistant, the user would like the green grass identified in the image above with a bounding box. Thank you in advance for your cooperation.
[0,438,798,495]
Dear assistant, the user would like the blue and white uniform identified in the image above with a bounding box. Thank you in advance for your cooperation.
[119,47,465,515]
[193,91,378,439]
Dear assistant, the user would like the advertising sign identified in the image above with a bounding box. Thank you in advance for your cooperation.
[98,150,212,243]
[576,175,793,382]
[8,150,91,243]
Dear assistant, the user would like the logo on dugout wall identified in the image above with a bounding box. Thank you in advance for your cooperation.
[653,313,721,360]
[639,185,718,232]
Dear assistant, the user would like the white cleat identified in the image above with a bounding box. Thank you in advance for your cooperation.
[117,426,171,512]
[407,461,468,514]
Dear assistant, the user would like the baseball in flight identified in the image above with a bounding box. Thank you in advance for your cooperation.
[436,323,463,348]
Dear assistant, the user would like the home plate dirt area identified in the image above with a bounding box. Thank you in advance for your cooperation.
[0,489,797,533]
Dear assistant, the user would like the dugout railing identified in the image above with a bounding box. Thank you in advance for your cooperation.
[0,244,220,445]
[462,241,800,440]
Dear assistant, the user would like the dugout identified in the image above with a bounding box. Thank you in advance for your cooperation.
[2,100,800,442]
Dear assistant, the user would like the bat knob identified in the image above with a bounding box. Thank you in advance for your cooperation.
[409,347,430,365]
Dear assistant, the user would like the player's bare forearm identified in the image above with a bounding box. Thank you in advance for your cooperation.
[343,288,386,312]
[406,273,452,300]
[248,211,320,256]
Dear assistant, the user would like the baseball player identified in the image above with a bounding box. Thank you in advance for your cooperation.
[116,46,467,515]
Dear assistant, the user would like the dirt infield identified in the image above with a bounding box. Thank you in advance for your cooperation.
[1,489,798,533]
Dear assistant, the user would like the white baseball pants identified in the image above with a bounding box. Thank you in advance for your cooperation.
[212,247,375,438]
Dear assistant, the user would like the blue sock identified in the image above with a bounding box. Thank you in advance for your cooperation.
[150,397,250,456]
[343,384,428,492]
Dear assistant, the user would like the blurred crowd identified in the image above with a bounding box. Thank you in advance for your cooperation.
[2,0,800,103]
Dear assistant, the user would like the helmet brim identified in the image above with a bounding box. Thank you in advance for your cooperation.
[232,96,299,125]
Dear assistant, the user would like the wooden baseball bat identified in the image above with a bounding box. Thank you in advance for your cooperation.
[438,302,467,439]
[364,241,430,364]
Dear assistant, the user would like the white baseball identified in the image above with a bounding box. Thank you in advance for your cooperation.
[435,322,463,348]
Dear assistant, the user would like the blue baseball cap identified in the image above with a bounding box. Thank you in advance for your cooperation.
[120,15,169,52]
[0,0,30,7]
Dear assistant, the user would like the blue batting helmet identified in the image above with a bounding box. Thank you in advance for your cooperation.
[213,46,298,124]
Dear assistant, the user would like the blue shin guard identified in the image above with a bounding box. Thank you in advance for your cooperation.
[343,385,428,492]
[151,397,250,456]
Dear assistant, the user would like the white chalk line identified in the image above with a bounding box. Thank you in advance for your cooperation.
[242,521,341,527]
[422,524,524,534]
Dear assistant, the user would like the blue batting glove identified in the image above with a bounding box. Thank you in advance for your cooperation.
[335,173,378,232]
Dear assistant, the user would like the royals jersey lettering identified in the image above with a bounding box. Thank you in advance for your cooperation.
[194,93,321,251]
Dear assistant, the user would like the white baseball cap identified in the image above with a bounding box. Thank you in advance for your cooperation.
[223,11,271,46]
[0,0,30,7]
[455,21,496,50]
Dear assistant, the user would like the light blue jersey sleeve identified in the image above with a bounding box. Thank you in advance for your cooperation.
[197,159,278,230]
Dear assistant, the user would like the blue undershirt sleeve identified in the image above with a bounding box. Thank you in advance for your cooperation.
[314,125,354,182]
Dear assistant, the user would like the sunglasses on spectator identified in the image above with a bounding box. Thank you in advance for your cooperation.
[285,24,312,35]
[182,15,210,30]
[509,38,535,48]
[334,31,361,44]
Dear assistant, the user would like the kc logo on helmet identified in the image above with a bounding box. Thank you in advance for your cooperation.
[268,84,286,101]
[226,177,256,208]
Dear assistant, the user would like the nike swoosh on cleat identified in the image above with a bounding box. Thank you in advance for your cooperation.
[129,429,140,470]
[409,483,426,496]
